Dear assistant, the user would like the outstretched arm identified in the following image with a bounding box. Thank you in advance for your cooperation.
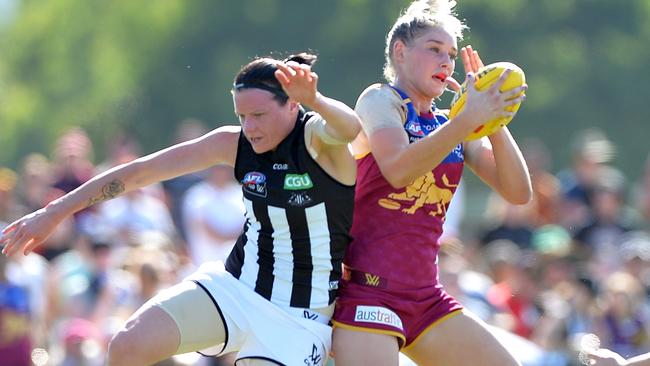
[1,126,240,256]
[275,61,361,144]
[588,348,650,366]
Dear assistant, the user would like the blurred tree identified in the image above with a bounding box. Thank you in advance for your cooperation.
[0,0,648,185]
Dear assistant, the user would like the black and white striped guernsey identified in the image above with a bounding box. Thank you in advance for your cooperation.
[226,109,355,309]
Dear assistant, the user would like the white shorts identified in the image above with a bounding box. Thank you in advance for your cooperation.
[158,262,332,365]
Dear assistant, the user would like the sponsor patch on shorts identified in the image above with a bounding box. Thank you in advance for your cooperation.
[354,305,403,330]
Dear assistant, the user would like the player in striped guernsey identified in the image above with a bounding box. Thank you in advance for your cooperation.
[331,1,531,365]
[0,53,361,365]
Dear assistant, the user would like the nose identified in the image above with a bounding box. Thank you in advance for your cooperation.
[440,54,452,69]
[241,117,257,134]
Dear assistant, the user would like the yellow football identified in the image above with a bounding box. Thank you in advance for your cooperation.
[449,61,526,141]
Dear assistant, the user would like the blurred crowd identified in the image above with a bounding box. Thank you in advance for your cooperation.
[1,124,649,366]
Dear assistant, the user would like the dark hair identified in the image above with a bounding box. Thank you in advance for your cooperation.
[233,52,318,104]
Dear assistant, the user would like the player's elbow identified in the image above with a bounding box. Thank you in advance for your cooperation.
[504,186,533,205]
[383,171,413,189]
[339,116,363,143]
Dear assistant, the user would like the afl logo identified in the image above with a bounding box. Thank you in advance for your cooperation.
[405,121,425,137]
[242,172,267,197]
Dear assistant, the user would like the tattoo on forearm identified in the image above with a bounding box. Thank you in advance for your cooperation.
[87,180,125,207]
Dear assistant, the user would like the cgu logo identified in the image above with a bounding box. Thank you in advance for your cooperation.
[242,172,266,185]
[284,173,313,190]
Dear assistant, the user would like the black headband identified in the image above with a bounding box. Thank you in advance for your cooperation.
[233,82,288,99]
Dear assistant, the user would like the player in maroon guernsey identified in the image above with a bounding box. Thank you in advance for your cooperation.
[331,0,531,365]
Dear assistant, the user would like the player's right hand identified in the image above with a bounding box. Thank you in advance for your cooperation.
[1,207,63,256]
[585,348,628,366]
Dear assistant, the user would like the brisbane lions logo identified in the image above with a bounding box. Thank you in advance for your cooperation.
[378,173,458,217]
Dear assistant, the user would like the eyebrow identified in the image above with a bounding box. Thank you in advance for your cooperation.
[424,39,458,53]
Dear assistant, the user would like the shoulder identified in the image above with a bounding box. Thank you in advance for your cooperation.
[355,84,406,134]
[356,83,403,110]
[193,125,241,166]
[303,110,324,126]
[206,125,242,143]
[215,124,243,134]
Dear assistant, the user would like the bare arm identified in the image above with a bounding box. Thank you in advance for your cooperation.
[1,126,240,255]
[275,62,361,144]
[275,61,360,185]
[464,128,532,204]
[356,79,521,188]
[588,348,650,366]
[368,112,477,188]
[457,45,531,204]
[627,353,650,365]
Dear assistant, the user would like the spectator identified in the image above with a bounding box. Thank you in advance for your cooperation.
[0,253,34,365]
[556,128,615,232]
[181,164,245,267]
[573,166,633,277]
[161,118,210,246]
[595,272,650,358]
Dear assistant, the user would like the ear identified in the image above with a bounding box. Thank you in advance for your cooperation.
[288,100,300,113]
[393,40,407,64]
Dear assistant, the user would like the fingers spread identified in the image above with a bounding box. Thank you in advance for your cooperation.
[460,47,472,74]
[493,69,512,92]
[466,45,479,72]
[504,85,527,100]
[274,69,291,86]
[1,225,19,255]
[465,72,477,91]
[2,222,17,235]
[5,228,27,256]
[24,239,39,256]
[472,49,484,69]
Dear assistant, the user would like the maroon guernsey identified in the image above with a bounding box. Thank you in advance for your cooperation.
[344,87,465,288]
[333,85,466,347]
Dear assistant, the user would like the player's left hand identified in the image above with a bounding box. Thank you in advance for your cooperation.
[274,61,319,107]
[446,45,484,94]
[460,45,484,75]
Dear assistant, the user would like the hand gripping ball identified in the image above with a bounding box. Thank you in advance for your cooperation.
[449,62,526,141]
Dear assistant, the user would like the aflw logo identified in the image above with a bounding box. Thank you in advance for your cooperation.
[365,273,380,287]
[354,305,403,330]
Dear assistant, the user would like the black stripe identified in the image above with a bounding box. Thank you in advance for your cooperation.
[193,280,229,357]
[327,203,350,304]
[253,201,275,300]
[225,220,249,279]
[235,356,286,366]
[286,206,312,308]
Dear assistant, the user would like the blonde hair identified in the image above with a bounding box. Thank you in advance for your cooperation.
[384,0,467,82]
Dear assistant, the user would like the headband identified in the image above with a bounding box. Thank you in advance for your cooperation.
[233,82,288,99]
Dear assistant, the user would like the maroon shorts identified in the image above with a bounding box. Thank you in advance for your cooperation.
[332,270,463,348]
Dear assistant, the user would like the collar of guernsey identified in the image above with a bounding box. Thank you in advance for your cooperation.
[387,84,463,163]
